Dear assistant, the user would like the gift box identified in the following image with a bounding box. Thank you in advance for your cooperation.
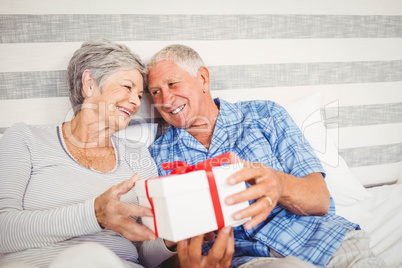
[136,154,250,242]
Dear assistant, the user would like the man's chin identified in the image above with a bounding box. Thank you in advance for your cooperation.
[168,121,187,129]
[163,116,188,129]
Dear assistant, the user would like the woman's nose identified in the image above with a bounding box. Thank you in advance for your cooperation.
[129,92,141,107]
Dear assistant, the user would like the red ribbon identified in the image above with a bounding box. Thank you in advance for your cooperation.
[145,152,232,237]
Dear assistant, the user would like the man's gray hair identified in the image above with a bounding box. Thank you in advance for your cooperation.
[67,39,147,115]
[147,44,205,77]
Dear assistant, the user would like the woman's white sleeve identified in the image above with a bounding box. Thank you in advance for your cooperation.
[138,238,177,268]
[0,126,101,253]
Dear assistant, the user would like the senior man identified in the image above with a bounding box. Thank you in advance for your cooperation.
[147,44,384,268]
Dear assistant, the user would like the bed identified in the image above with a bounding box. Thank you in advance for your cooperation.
[0,0,401,267]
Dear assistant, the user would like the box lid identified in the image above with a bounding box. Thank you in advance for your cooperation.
[147,163,243,198]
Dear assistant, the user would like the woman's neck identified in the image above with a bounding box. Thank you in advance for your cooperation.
[63,110,114,149]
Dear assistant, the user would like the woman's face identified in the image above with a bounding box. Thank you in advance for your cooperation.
[91,68,144,131]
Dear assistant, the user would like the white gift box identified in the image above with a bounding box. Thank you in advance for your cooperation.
[136,163,250,242]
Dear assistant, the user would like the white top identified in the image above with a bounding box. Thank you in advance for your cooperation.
[0,123,175,268]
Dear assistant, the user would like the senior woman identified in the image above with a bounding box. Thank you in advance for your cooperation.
[0,39,176,268]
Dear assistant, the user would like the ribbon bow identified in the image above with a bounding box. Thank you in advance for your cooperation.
[145,152,232,237]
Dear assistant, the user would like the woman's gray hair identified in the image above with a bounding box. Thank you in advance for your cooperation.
[67,39,147,115]
[147,44,205,77]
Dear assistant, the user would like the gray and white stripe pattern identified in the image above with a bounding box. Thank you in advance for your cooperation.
[0,0,401,187]
[0,123,173,267]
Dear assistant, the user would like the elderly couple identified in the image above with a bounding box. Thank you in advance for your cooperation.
[0,40,385,268]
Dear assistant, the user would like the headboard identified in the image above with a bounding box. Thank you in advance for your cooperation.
[1,0,401,188]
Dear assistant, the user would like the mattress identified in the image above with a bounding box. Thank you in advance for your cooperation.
[337,183,402,268]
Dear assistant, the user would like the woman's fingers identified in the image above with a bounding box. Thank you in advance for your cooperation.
[177,235,203,267]
[118,202,153,218]
[204,231,217,242]
[177,239,190,265]
[187,235,204,263]
[113,217,156,241]
[205,226,233,267]
[94,174,155,241]
[115,174,139,199]
[96,201,155,241]
[221,227,235,267]
[177,228,234,268]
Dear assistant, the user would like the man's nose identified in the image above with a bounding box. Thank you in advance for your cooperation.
[161,89,174,106]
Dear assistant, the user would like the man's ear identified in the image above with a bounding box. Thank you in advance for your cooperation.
[82,70,95,98]
[198,66,210,93]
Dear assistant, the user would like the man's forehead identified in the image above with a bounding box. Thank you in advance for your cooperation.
[149,64,185,83]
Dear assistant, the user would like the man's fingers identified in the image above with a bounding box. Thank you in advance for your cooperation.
[226,164,267,186]
[244,211,271,230]
[231,198,273,229]
[225,182,272,206]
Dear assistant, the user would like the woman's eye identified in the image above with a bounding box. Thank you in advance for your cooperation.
[138,95,142,100]
[124,85,131,91]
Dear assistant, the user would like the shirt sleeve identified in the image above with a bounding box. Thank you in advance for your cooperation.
[138,238,177,268]
[266,103,325,178]
[0,124,101,253]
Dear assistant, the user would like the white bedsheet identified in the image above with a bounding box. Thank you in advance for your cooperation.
[337,183,402,268]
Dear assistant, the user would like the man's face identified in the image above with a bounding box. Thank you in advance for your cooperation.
[148,60,209,129]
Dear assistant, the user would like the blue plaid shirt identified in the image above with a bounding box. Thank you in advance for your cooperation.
[149,98,359,267]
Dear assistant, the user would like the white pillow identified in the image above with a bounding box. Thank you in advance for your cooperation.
[283,92,372,210]
[115,122,158,148]
[334,202,374,225]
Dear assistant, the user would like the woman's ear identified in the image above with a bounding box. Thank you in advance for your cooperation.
[82,70,95,98]
[198,66,210,93]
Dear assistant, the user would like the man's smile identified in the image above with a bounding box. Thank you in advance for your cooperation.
[171,104,185,114]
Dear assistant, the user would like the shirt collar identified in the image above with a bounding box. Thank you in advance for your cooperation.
[169,98,244,151]
[172,98,244,134]
[214,98,244,127]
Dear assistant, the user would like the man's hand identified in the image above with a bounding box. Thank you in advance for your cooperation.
[94,174,156,241]
[177,226,234,268]
[225,160,282,230]
[224,153,330,230]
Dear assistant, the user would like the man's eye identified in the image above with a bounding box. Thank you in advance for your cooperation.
[151,89,160,95]
[168,82,176,87]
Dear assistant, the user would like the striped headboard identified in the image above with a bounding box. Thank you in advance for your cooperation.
[1,0,401,187]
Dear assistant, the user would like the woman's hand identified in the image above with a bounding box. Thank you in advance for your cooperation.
[94,174,156,241]
[164,231,216,251]
[177,226,234,268]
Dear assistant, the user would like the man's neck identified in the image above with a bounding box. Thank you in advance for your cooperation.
[186,99,219,150]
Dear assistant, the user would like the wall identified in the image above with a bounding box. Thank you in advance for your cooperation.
[0,0,401,186]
